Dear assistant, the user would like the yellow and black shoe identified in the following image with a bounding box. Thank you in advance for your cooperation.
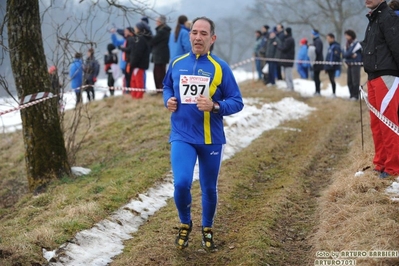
[175,221,192,249]
[201,227,216,251]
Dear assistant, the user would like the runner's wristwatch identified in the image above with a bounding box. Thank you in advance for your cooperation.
[212,102,220,113]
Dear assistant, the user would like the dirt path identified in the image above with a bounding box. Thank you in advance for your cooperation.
[109,86,362,265]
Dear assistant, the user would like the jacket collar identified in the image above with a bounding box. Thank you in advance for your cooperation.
[190,51,211,59]
[367,1,387,20]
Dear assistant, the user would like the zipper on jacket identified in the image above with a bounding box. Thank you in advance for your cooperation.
[193,54,200,74]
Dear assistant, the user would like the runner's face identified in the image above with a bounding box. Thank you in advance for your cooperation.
[365,0,383,9]
[190,19,216,55]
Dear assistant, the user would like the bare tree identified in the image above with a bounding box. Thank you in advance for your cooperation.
[6,0,71,193]
[212,16,254,66]
[249,0,366,44]
[3,0,156,193]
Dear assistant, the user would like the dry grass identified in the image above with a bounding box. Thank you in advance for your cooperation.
[310,118,399,265]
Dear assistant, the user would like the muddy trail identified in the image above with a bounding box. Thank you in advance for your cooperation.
[109,88,362,266]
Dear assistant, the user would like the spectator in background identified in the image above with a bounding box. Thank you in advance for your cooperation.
[343,29,362,100]
[128,21,151,99]
[83,48,100,102]
[140,16,153,37]
[296,38,310,79]
[69,52,83,107]
[275,23,285,80]
[361,0,399,178]
[265,30,282,87]
[278,27,295,91]
[118,27,136,94]
[111,27,135,94]
[324,33,342,98]
[104,43,119,97]
[48,65,61,94]
[49,65,63,111]
[185,20,192,29]
[254,30,264,81]
[110,27,126,86]
[150,15,171,94]
[388,0,399,14]
[259,25,270,84]
[310,29,323,96]
[168,15,191,60]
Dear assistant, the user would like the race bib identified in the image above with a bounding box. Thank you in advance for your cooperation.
[179,75,210,104]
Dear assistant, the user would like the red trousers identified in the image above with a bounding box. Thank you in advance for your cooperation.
[367,76,399,175]
[130,68,145,99]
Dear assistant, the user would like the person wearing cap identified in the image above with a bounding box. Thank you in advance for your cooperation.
[163,16,244,251]
[127,21,151,99]
[278,27,295,91]
[150,15,171,94]
[361,0,399,178]
[69,52,83,107]
[168,15,191,61]
[310,29,324,96]
[140,16,153,37]
[296,38,310,79]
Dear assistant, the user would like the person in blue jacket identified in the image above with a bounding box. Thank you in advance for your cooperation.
[296,38,310,79]
[163,16,244,251]
[69,52,83,107]
[110,28,127,77]
[324,33,342,97]
[168,15,191,61]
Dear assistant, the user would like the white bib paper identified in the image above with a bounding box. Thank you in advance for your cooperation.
[179,75,210,104]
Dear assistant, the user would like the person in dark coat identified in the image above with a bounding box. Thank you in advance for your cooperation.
[265,31,282,86]
[104,43,118,96]
[83,48,100,102]
[310,29,324,96]
[128,21,151,99]
[324,33,342,97]
[118,27,136,93]
[276,23,285,80]
[150,15,171,93]
[343,29,362,100]
[278,27,295,90]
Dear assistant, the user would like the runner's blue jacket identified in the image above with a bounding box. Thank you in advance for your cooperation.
[163,51,244,145]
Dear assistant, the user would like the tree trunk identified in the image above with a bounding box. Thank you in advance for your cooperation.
[7,0,71,192]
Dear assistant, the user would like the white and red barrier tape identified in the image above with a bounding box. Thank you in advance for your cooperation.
[359,86,399,136]
[253,56,363,66]
[19,92,54,105]
[0,93,58,116]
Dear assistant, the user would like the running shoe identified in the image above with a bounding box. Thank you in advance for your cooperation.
[202,227,216,251]
[175,221,192,249]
